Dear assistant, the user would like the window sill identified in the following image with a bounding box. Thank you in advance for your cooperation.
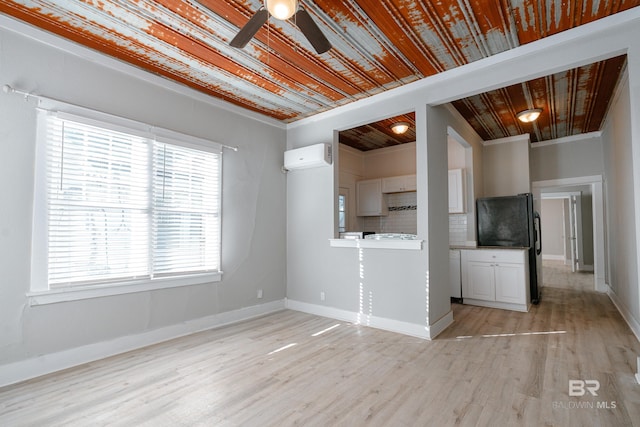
[27,272,222,306]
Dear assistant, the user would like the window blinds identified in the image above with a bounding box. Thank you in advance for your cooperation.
[152,141,221,276]
[40,111,221,289]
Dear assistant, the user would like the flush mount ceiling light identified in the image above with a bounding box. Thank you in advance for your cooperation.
[391,121,410,134]
[516,108,543,123]
[265,0,297,20]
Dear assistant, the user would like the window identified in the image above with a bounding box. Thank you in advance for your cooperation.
[32,109,221,299]
[338,189,348,233]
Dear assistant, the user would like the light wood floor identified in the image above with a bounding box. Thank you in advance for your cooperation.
[543,259,595,291]
[1,285,639,425]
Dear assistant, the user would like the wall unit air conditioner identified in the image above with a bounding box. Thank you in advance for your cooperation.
[284,143,332,170]
[284,144,332,170]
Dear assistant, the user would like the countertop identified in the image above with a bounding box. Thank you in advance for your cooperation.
[450,245,529,250]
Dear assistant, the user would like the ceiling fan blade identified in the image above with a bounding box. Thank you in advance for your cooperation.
[230,8,269,48]
[293,9,332,54]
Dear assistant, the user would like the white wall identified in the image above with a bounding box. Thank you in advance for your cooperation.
[448,137,467,170]
[602,73,640,335]
[0,24,287,384]
[363,142,417,178]
[483,136,531,197]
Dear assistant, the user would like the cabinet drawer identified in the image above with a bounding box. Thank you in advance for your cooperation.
[462,249,525,264]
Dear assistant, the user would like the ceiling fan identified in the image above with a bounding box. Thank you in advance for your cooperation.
[230,0,332,54]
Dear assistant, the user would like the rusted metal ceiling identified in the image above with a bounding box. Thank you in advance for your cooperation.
[1,1,637,147]
[451,55,628,143]
[339,113,416,151]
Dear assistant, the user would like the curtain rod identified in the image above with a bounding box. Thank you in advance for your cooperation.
[2,84,239,152]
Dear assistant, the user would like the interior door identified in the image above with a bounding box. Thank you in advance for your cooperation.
[569,195,579,272]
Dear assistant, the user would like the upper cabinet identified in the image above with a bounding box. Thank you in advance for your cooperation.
[356,178,388,216]
[448,169,466,213]
[382,175,416,193]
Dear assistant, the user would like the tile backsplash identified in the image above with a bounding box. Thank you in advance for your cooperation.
[363,192,417,234]
[449,214,468,245]
[360,193,470,243]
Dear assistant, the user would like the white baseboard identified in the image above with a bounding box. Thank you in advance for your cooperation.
[285,299,449,340]
[0,299,286,388]
[580,264,594,272]
[429,310,454,339]
[542,254,565,261]
[606,289,640,343]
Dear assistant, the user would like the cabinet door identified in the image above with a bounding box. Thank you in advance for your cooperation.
[465,261,495,301]
[494,263,526,304]
[381,176,405,193]
[381,175,416,193]
[448,169,465,213]
[403,175,417,192]
[357,179,388,216]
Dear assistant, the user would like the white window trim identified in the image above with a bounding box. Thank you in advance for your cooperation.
[30,100,223,305]
[27,272,222,306]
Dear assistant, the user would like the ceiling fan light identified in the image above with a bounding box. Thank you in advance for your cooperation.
[516,108,543,123]
[265,0,298,20]
[391,121,410,134]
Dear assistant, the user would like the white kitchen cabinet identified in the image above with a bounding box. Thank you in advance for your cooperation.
[461,249,530,312]
[448,169,466,213]
[449,249,462,299]
[382,175,416,193]
[494,263,527,304]
[465,260,495,300]
[356,179,388,216]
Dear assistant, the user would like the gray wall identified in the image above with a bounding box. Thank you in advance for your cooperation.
[602,75,640,327]
[0,27,286,368]
[286,100,483,336]
[530,136,604,271]
[541,199,565,258]
[530,137,605,182]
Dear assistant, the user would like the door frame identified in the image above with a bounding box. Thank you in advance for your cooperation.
[541,191,585,271]
[532,176,606,292]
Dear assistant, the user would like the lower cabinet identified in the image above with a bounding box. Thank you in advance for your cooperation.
[461,249,530,312]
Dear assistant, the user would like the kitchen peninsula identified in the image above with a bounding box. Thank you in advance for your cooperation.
[329,233,423,250]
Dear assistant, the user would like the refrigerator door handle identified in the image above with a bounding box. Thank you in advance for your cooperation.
[534,212,542,255]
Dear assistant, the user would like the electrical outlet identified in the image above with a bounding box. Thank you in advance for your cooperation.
[257,289,263,299]
[320,291,325,301]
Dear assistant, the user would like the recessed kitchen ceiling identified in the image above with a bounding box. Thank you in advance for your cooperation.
[1,1,637,145]
[339,113,415,152]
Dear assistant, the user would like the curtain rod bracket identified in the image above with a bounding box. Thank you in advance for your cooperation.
[3,84,37,101]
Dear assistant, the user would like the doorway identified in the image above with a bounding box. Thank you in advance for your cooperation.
[532,176,606,293]
[540,190,595,291]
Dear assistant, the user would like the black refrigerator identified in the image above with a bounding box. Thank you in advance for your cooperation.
[476,193,542,304]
